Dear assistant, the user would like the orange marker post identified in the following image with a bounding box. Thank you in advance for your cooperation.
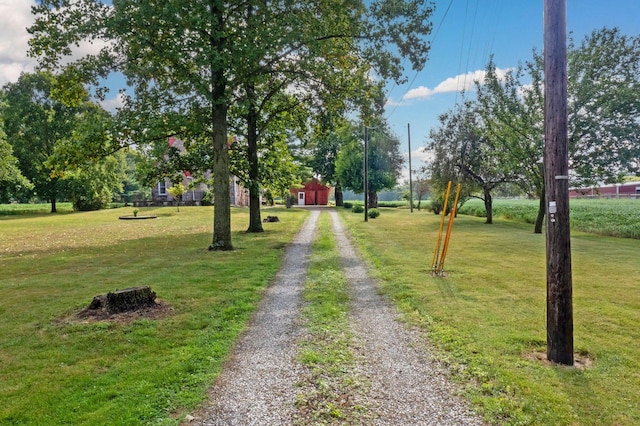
[431,181,452,271]
[437,183,461,274]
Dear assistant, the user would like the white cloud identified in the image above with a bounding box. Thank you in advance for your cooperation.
[398,147,433,184]
[0,0,38,86]
[401,68,512,102]
[100,92,127,112]
[407,146,433,165]
[0,1,113,87]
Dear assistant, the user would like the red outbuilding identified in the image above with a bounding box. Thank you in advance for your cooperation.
[291,179,330,206]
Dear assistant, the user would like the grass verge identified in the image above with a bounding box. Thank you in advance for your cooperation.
[295,212,369,424]
[0,206,308,425]
[338,208,639,425]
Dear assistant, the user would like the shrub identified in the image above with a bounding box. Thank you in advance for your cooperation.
[200,190,213,206]
[368,208,380,218]
[343,202,353,209]
[352,205,364,213]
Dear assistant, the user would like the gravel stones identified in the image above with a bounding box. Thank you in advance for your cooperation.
[190,209,484,425]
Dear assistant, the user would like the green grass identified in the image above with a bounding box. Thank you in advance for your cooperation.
[0,202,75,215]
[459,197,640,238]
[296,213,368,424]
[338,208,640,425]
[0,206,309,425]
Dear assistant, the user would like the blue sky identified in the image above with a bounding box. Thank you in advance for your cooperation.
[2,1,639,178]
[388,0,640,171]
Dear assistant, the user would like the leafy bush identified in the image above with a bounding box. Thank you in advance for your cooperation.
[352,204,364,213]
[201,190,213,206]
[368,208,380,218]
[73,196,108,211]
[343,202,353,209]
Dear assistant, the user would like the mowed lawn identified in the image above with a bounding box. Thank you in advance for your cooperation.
[338,208,640,425]
[2,204,639,425]
[0,206,309,425]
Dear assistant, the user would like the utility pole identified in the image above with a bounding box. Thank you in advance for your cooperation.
[544,0,573,366]
[364,126,369,222]
[408,123,414,213]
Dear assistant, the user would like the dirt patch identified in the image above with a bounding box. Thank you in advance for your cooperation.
[524,350,593,370]
[57,300,174,326]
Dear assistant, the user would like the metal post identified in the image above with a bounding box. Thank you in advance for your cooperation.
[544,0,573,366]
[364,126,369,222]
[408,123,414,213]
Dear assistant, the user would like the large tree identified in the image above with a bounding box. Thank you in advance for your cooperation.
[2,72,93,212]
[427,99,517,223]
[30,0,434,249]
[335,119,403,207]
[567,28,640,184]
[0,123,32,203]
[474,28,640,233]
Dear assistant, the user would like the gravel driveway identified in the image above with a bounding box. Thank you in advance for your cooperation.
[190,209,484,425]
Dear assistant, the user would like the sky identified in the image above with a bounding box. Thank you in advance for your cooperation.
[2,0,640,181]
[384,0,640,174]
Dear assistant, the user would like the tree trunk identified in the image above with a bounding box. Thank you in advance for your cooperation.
[534,188,545,234]
[484,188,493,224]
[50,178,57,213]
[209,55,233,250]
[246,82,263,233]
[368,190,378,208]
[334,183,343,207]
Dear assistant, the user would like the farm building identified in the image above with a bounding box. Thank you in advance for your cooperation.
[143,137,250,207]
[291,179,330,206]
[569,181,640,198]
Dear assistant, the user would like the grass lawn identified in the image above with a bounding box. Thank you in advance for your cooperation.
[338,207,640,425]
[0,206,309,425]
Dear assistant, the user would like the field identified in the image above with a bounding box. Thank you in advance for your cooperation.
[0,206,309,425]
[459,197,640,238]
[338,205,640,425]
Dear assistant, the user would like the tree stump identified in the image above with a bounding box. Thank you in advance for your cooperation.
[87,286,157,314]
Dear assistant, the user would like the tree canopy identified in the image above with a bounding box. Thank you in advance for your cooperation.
[29,0,434,248]
[335,119,403,207]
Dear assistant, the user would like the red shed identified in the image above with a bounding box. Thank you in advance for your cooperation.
[291,179,330,206]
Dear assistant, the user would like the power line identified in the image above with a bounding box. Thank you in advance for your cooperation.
[385,0,456,121]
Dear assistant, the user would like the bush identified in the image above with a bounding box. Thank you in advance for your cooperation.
[352,204,364,213]
[343,202,353,209]
[73,196,108,211]
[200,190,213,206]
[368,208,380,218]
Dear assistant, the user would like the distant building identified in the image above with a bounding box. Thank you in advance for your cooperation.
[290,179,330,206]
[569,181,640,198]
[144,137,249,207]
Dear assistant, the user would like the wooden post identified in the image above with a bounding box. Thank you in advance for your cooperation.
[544,0,573,366]
[408,123,414,213]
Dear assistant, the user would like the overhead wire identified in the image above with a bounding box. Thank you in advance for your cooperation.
[384,0,455,121]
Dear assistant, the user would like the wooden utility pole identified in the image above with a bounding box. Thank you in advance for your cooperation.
[408,123,414,213]
[544,0,573,366]
[364,126,369,222]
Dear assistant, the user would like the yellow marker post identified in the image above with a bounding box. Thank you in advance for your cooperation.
[437,183,461,274]
[431,181,452,271]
